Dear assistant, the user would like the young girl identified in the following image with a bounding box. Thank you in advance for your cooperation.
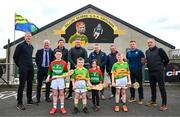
[111,53,131,112]
[46,49,73,115]
[88,59,103,112]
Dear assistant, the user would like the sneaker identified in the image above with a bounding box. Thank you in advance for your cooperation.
[128,97,136,103]
[101,95,106,100]
[122,105,128,112]
[36,99,40,103]
[114,105,120,112]
[45,98,52,102]
[60,107,67,114]
[159,105,168,111]
[93,105,99,112]
[138,99,144,105]
[146,100,157,107]
[96,106,100,111]
[50,108,57,115]
[66,96,73,100]
[72,107,79,114]
[17,104,26,110]
[82,107,89,114]
[109,94,114,100]
[27,100,35,105]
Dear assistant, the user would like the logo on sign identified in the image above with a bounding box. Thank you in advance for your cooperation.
[166,69,180,77]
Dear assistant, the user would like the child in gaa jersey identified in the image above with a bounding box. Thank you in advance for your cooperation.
[71,57,92,114]
[88,59,103,112]
[111,53,131,112]
[46,49,73,115]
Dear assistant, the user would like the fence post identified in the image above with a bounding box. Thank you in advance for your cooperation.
[7,39,10,84]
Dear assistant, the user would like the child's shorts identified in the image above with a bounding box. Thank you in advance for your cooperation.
[51,78,65,90]
[115,76,128,89]
[74,80,87,93]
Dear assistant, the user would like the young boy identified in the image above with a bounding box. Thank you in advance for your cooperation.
[111,53,131,112]
[71,57,92,114]
[88,59,103,112]
[46,49,73,115]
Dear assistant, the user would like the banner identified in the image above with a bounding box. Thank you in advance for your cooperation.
[165,63,180,82]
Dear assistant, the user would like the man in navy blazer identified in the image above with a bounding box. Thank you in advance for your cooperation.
[35,40,54,103]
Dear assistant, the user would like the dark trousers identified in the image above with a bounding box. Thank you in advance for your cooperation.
[149,70,167,105]
[100,70,105,96]
[36,67,50,101]
[17,66,34,104]
[130,69,143,99]
[92,89,100,106]
[68,66,75,97]
[68,80,73,97]
[108,73,116,96]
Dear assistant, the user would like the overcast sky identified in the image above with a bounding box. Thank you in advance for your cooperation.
[0,0,180,58]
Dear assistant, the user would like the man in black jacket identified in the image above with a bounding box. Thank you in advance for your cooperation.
[54,38,68,62]
[13,32,34,110]
[89,44,107,99]
[145,38,169,111]
[66,38,88,99]
[106,44,118,99]
[35,40,54,103]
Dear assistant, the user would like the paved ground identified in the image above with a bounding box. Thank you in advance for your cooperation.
[0,84,180,116]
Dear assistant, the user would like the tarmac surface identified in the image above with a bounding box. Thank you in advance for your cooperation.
[0,84,180,116]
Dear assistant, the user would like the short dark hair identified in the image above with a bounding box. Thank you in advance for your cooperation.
[54,49,62,54]
[58,38,65,43]
[130,40,136,43]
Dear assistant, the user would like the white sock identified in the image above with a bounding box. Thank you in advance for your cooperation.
[61,103,64,108]
[53,103,57,108]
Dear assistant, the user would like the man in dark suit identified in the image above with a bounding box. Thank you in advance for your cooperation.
[35,40,54,103]
[13,32,34,110]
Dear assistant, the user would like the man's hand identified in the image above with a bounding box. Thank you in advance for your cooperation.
[68,69,74,76]
[112,82,115,87]
[46,78,50,83]
[127,81,131,87]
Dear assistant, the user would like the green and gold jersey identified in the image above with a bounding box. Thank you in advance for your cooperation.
[71,67,89,81]
[111,62,130,79]
[68,33,88,46]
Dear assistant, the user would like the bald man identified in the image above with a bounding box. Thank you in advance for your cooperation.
[145,38,169,111]
[13,32,34,110]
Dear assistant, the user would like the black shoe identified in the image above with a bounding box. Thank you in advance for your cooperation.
[82,107,89,114]
[27,100,35,105]
[36,99,40,104]
[45,98,52,102]
[72,107,79,114]
[17,104,26,110]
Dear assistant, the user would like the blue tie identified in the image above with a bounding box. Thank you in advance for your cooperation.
[45,50,48,67]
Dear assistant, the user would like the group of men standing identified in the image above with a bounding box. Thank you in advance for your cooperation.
[13,32,169,111]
